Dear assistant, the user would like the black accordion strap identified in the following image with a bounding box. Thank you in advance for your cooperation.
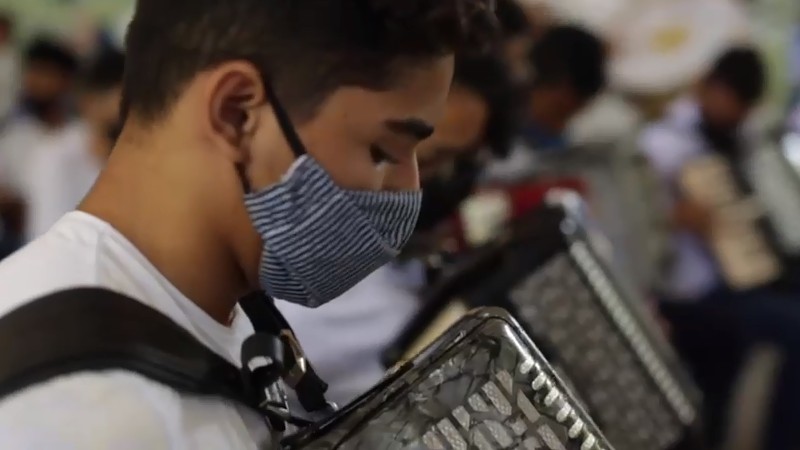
[0,288,258,410]
[239,292,332,414]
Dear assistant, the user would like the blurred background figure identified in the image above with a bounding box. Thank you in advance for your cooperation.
[640,46,766,447]
[0,12,18,124]
[642,47,800,450]
[521,26,606,148]
[0,37,77,257]
[25,48,123,241]
[483,24,607,182]
[413,55,519,233]
[14,38,77,133]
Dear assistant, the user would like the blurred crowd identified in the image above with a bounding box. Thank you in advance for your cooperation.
[0,1,799,449]
[0,13,123,252]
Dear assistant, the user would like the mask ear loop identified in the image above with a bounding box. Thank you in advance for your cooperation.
[264,79,307,158]
[239,78,306,195]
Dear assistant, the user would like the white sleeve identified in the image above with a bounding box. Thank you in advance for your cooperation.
[0,373,180,450]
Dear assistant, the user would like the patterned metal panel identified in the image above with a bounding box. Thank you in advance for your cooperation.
[469,203,702,450]
[283,309,612,450]
[507,248,694,450]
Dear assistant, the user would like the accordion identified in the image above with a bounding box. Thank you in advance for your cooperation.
[679,139,800,291]
[283,308,612,450]
[386,200,702,450]
[478,143,668,292]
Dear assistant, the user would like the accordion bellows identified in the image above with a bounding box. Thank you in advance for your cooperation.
[283,308,612,450]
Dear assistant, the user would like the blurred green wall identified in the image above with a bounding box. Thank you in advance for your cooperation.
[0,0,131,42]
[1,0,797,110]
[751,0,799,110]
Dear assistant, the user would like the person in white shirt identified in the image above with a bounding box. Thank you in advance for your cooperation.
[280,52,518,406]
[0,38,79,197]
[0,1,497,449]
[0,38,78,257]
[641,47,800,450]
[25,48,124,241]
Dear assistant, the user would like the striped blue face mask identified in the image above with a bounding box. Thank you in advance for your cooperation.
[243,83,422,307]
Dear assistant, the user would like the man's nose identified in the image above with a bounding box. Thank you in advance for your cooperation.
[381,156,420,192]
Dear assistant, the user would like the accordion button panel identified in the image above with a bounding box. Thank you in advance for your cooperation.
[282,309,612,450]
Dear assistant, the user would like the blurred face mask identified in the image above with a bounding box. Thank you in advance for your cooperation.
[242,81,422,307]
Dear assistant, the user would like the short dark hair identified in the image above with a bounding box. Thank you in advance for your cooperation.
[495,0,530,39]
[453,53,518,157]
[706,46,766,105]
[24,37,79,76]
[123,0,498,124]
[530,25,606,99]
[79,48,125,93]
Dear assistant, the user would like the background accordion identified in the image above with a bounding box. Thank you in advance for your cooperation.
[385,200,704,450]
[679,134,800,291]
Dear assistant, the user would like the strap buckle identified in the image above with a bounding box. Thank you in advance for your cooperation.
[280,330,307,389]
[239,292,336,418]
[279,330,338,417]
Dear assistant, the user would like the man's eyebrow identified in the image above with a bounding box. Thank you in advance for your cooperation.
[385,118,435,141]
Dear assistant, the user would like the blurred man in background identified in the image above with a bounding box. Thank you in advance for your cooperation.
[0,38,78,257]
[414,54,518,231]
[11,38,77,134]
[279,52,517,406]
[25,48,124,240]
[0,12,17,124]
[484,24,607,181]
[521,25,607,151]
[642,47,800,450]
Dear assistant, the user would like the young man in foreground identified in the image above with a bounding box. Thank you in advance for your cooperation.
[0,0,496,448]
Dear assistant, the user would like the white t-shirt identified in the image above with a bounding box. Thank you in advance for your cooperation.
[0,118,81,200]
[277,261,425,406]
[25,122,101,241]
[0,212,275,449]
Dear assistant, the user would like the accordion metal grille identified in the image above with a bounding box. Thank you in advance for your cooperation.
[285,313,610,450]
[508,249,696,450]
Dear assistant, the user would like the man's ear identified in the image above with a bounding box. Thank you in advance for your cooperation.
[206,62,266,162]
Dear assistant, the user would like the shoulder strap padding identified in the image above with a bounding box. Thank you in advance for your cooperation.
[0,287,249,406]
